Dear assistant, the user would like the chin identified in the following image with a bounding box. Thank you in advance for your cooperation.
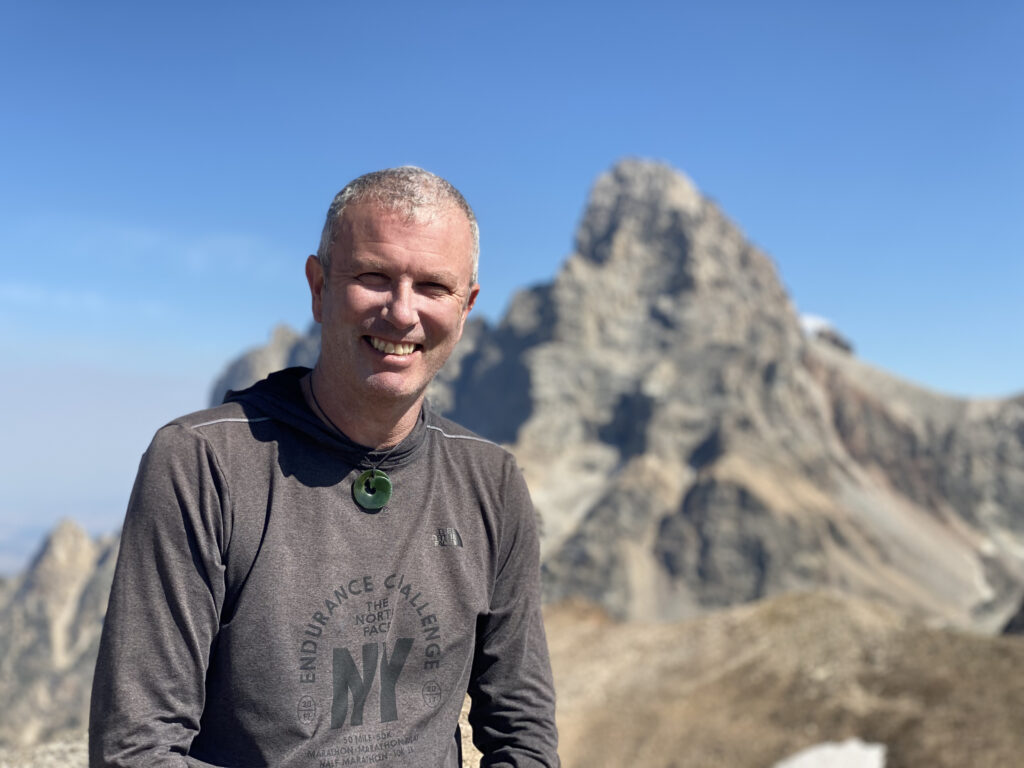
[361,372,429,403]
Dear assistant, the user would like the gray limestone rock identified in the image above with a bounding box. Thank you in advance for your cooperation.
[0,521,117,748]
[524,161,1024,629]
[1003,596,1024,635]
[208,323,321,406]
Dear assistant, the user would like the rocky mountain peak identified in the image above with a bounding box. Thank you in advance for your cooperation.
[573,159,703,266]
[553,159,800,360]
[21,520,96,593]
[0,520,117,747]
[209,323,320,406]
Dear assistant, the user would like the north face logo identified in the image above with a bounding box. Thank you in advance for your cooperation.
[432,528,463,547]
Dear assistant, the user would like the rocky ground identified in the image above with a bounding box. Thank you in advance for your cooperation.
[8,591,1024,768]
[0,734,86,768]
[545,591,1024,768]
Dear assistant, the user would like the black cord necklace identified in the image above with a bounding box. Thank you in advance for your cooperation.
[308,373,397,512]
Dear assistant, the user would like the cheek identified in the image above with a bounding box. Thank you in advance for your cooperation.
[423,304,467,342]
[336,286,381,317]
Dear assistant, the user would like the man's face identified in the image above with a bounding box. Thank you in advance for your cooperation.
[306,201,479,410]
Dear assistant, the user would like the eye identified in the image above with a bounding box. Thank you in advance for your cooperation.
[419,281,454,297]
[357,272,390,287]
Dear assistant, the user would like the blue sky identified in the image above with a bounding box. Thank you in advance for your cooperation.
[1,1,1021,572]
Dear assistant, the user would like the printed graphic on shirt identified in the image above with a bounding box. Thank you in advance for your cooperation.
[298,695,318,725]
[431,527,463,547]
[294,571,447,766]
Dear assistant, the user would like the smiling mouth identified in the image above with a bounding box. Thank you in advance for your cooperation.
[367,336,419,356]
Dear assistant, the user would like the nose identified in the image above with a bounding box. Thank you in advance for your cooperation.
[383,280,417,329]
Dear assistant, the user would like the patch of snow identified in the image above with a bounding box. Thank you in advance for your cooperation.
[772,738,886,768]
[799,313,834,336]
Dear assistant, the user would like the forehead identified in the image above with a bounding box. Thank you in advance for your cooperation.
[334,202,475,274]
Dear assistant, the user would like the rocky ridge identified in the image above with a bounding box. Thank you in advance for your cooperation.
[0,521,117,748]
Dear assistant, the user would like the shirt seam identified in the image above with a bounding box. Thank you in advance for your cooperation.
[191,416,273,430]
[425,424,498,447]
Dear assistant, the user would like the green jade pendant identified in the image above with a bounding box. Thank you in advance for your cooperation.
[353,469,392,510]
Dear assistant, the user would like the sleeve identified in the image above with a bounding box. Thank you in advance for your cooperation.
[467,457,560,767]
[89,424,229,768]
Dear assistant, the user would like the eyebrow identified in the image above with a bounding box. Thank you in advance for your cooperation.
[418,269,461,285]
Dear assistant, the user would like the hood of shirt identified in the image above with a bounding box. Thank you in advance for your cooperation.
[222,366,429,471]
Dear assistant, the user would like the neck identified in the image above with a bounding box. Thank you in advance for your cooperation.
[304,367,422,449]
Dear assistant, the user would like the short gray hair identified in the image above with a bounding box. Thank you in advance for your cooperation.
[316,166,480,284]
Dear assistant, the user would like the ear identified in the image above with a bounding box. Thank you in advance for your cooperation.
[305,255,325,323]
[456,283,480,339]
[465,283,480,315]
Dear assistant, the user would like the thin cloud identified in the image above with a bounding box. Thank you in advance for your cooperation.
[79,221,291,278]
[180,232,293,278]
[6,215,293,279]
[2,217,296,329]
[0,279,168,319]
[0,281,108,312]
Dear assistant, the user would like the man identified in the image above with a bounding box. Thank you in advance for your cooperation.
[90,167,559,767]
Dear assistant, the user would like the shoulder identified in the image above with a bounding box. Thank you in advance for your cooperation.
[156,366,309,439]
[144,401,276,461]
[169,401,272,433]
[423,410,534,519]
[424,411,513,463]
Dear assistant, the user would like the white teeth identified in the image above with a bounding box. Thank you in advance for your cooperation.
[370,337,416,356]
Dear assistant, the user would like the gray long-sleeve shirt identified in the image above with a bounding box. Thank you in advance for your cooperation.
[89,367,558,767]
